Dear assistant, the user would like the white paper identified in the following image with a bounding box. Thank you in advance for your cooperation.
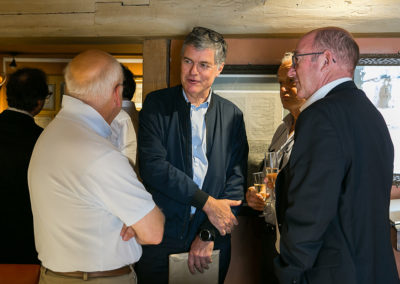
[168,250,220,284]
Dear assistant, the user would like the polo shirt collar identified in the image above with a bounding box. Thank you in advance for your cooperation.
[60,95,112,139]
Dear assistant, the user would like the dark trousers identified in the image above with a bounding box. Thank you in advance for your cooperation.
[136,236,231,284]
[258,220,279,284]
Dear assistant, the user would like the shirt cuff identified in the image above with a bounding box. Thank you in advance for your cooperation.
[191,189,209,209]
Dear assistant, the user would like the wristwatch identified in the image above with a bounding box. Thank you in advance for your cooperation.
[199,229,215,242]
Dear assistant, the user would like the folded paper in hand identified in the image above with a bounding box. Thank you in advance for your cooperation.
[168,250,220,284]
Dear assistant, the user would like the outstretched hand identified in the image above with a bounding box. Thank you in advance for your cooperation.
[203,196,241,235]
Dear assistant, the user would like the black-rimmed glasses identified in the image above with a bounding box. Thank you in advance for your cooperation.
[292,52,324,68]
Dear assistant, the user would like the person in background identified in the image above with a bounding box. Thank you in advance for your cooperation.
[0,68,49,264]
[111,64,140,176]
[274,27,399,283]
[136,26,248,284]
[246,52,305,284]
[28,49,164,284]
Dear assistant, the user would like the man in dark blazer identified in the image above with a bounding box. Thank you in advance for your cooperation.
[136,27,248,284]
[274,27,399,284]
[0,68,48,264]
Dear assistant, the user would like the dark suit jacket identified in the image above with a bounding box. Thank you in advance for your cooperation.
[0,110,42,264]
[274,81,399,284]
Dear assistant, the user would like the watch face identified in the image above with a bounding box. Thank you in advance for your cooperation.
[200,230,213,241]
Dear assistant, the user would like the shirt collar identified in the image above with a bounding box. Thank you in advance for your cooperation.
[7,107,33,117]
[300,77,352,112]
[122,99,134,108]
[282,113,295,131]
[182,89,212,109]
[59,95,112,139]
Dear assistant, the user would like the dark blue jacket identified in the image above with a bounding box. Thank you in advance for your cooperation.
[138,85,248,244]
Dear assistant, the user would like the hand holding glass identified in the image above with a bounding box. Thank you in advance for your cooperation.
[253,172,267,201]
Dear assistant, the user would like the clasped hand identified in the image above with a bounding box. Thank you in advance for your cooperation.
[203,196,241,235]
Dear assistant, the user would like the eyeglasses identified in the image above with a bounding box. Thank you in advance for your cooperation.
[191,27,224,43]
[292,52,324,68]
[182,58,215,72]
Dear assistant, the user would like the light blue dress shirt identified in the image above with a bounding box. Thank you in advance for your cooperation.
[182,90,211,214]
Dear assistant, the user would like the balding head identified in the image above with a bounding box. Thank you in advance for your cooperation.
[65,50,123,104]
[310,27,359,74]
[64,50,123,124]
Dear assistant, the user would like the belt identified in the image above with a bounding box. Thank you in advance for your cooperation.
[44,264,133,280]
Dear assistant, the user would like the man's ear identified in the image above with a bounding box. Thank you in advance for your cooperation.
[321,50,334,71]
[113,85,122,107]
[30,99,45,116]
[216,62,225,76]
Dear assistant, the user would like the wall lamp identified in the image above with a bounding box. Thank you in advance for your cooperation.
[0,72,6,88]
[9,57,17,68]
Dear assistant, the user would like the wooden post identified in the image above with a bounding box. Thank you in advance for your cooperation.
[142,39,169,102]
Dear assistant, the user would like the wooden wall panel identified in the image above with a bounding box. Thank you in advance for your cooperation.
[0,0,94,13]
[142,39,168,101]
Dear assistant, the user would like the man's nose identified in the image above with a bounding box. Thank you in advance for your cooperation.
[288,66,296,78]
[190,63,199,74]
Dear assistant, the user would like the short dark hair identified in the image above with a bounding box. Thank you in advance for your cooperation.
[6,68,48,112]
[312,27,360,72]
[121,64,136,101]
[182,26,227,66]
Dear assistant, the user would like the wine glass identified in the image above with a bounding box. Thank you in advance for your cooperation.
[253,171,267,200]
[253,171,267,217]
[263,152,279,223]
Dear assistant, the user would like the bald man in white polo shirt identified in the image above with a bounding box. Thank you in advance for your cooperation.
[28,50,164,284]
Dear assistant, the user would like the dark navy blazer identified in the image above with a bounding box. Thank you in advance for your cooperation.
[274,81,399,284]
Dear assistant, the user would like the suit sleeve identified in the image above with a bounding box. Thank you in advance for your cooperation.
[274,107,346,283]
[199,109,249,238]
[138,93,208,207]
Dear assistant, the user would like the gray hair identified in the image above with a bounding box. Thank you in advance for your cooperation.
[312,27,359,72]
[182,26,227,66]
[64,52,122,102]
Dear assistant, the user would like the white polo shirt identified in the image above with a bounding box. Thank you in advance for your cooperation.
[28,95,155,272]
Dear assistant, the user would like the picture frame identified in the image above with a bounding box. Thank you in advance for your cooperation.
[354,54,400,174]
[43,84,56,110]
[60,82,65,107]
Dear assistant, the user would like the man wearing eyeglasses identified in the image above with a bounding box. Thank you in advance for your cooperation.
[0,68,48,267]
[274,27,399,283]
[136,27,248,284]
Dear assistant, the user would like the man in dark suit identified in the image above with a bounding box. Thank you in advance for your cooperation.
[274,27,399,284]
[136,27,248,284]
[0,68,48,264]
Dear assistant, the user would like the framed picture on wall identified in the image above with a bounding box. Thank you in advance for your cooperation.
[354,54,400,174]
[60,82,65,107]
[43,84,56,110]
